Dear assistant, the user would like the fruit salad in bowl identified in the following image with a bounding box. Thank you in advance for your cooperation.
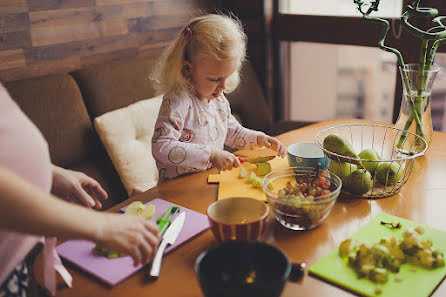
[263,167,342,230]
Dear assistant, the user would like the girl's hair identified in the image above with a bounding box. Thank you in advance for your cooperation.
[151,13,247,98]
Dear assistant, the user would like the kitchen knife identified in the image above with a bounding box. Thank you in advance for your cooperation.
[238,156,275,163]
[149,212,186,278]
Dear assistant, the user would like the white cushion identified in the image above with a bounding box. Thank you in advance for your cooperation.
[94,96,163,196]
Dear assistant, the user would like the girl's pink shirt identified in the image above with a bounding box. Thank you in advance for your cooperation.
[0,84,52,285]
[152,92,264,182]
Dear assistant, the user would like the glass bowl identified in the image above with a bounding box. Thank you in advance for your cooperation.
[262,167,342,231]
[314,124,428,198]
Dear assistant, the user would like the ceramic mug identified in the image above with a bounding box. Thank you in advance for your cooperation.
[287,142,329,169]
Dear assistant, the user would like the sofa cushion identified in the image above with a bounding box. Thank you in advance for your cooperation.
[94,96,163,196]
[4,74,100,167]
[71,56,159,119]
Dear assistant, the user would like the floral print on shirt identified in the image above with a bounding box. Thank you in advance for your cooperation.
[152,92,265,182]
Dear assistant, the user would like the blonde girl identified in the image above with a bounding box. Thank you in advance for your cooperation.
[151,14,286,183]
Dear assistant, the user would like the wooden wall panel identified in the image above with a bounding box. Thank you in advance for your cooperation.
[0,0,216,82]
[0,0,28,14]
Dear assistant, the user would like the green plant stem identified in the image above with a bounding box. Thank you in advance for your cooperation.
[428,41,445,68]
[416,39,428,135]
[354,0,445,148]
[396,39,429,147]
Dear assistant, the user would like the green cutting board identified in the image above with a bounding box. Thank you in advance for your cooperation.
[309,213,446,297]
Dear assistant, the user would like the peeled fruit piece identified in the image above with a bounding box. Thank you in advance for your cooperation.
[141,204,156,220]
[375,162,403,186]
[323,134,361,165]
[239,167,248,179]
[125,201,156,220]
[328,160,357,181]
[125,201,145,216]
[253,176,263,188]
[248,172,257,183]
[358,148,380,175]
[344,169,373,195]
[256,161,272,176]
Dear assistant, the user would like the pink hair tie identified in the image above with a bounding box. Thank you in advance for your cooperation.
[184,27,192,41]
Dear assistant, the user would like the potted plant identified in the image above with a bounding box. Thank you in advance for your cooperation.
[354,0,446,148]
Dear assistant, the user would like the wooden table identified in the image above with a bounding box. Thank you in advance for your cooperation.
[53,119,446,297]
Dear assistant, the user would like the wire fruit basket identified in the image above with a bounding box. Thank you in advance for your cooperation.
[314,124,428,198]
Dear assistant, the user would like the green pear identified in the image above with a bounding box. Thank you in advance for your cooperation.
[375,163,403,186]
[328,160,357,181]
[344,169,373,195]
[323,134,361,165]
[358,148,380,175]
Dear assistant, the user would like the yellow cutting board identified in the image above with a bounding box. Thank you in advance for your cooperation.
[217,157,289,201]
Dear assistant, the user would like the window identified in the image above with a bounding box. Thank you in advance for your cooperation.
[286,42,397,123]
[281,0,402,18]
[276,0,403,124]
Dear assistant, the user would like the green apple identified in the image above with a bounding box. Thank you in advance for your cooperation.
[375,163,403,186]
[358,148,381,175]
[328,160,357,181]
[344,169,373,195]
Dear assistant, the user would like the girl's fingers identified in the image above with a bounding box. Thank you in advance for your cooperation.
[233,156,241,168]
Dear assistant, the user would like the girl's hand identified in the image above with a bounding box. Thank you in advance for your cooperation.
[210,148,241,171]
[257,135,287,158]
[96,213,160,267]
[51,165,108,209]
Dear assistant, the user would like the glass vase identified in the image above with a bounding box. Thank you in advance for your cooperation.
[395,63,440,149]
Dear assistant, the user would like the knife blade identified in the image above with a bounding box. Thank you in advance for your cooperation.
[239,156,275,163]
[149,212,186,278]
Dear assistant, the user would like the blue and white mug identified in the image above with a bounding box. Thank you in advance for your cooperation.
[287,142,329,169]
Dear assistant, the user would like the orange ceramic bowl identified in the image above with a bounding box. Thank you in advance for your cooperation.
[207,197,269,242]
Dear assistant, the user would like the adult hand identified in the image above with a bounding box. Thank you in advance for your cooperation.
[97,213,160,266]
[210,148,241,171]
[257,134,287,158]
[51,165,108,209]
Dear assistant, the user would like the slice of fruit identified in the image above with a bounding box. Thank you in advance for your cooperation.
[256,161,272,176]
[239,166,248,179]
[125,201,156,220]
[141,204,156,220]
[248,172,257,183]
[253,176,263,188]
[125,201,145,215]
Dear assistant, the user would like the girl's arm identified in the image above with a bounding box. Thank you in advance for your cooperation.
[223,97,286,156]
[152,95,211,170]
[0,165,159,266]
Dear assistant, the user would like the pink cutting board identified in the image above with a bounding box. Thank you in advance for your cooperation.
[56,198,210,286]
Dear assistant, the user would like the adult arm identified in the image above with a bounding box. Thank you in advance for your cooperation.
[0,166,159,266]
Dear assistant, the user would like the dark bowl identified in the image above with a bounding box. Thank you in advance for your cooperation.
[195,241,291,297]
